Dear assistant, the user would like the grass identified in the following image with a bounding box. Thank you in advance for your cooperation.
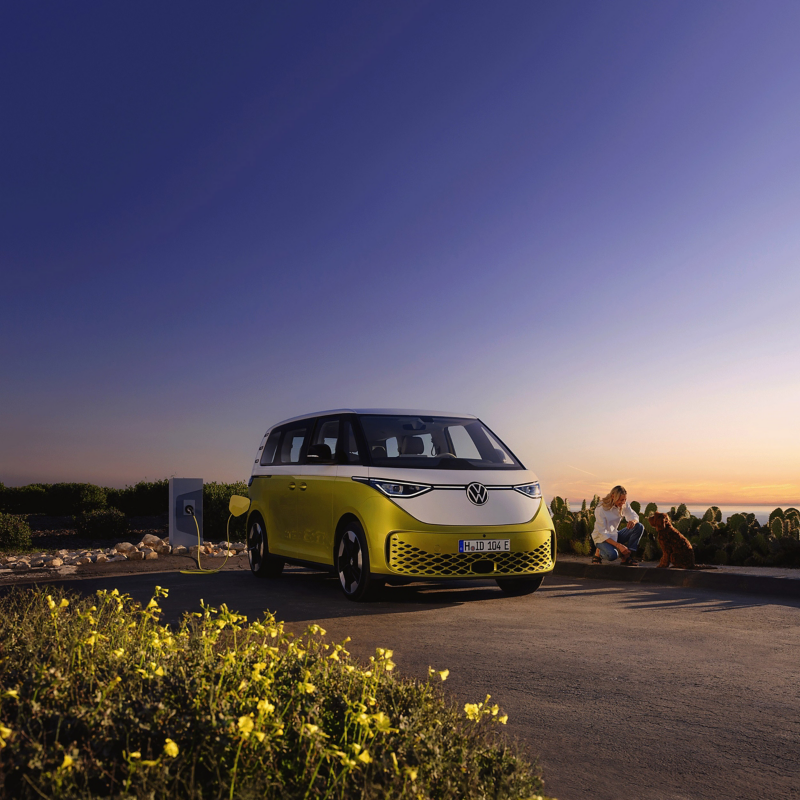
[0,587,550,799]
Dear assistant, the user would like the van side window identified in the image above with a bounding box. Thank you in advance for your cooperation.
[311,418,340,459]
[341,420,363,464]
[277,425,310,464]
[259,429,282,466]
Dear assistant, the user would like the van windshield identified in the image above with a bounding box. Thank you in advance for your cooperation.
[358,415,522,470]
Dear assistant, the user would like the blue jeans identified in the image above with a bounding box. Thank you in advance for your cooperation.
[596,523,644,562]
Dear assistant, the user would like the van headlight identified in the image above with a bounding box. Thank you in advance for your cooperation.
[368,479,433,498]
[513,482,542,499]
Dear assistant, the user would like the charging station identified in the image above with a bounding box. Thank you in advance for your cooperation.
[169,478,203,549]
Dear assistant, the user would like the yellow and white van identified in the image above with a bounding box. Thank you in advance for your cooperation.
[246,409,555,601]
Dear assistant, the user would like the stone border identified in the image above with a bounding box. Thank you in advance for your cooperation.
[0,534,247,576]
[553,560,800,598]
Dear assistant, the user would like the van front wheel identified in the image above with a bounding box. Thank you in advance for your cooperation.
[335,522,383,602]
[495,574,544,596]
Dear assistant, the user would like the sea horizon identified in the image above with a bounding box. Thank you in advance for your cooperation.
[554,500,798,526]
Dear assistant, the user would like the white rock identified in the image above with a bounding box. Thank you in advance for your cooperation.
[144,551,158,560]
[45,558,64,568]
[173,545,188,555]
[94,554,108,564]
[12,562,31,571]
[115,542,136,554]
[76,557,92,566]
[30,558,45,567]
[154,544,171,555]
[140,533,163,547]
[127,550,144,561]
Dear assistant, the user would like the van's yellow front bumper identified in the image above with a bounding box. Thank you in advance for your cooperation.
[384,528,554,578]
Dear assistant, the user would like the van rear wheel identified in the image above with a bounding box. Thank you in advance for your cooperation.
[335,521,383,602]
[495,574,544,596]
[247,514,284,578]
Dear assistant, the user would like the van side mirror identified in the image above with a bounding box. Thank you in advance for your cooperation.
[229,495,251,517]
[307,443,333,461]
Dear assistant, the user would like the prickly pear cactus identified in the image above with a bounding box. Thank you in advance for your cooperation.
[697,521,714,541]
[630,500,641,514]
[727,513,745,534]
[644,502,658,517]
[675,517,691,534]
[770,517,784,539]
[753,532,770,557]
[710,506,722,523]
[769,508,785,525]
[590,494,601,511]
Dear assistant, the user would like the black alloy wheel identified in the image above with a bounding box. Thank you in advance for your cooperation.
[247,514,284,578]
[495,574,545,596]
[335,521,383,602]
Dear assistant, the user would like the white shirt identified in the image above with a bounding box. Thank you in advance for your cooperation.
[592,502,640,544]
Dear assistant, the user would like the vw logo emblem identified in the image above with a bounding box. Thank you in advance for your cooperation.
[466,482,488,506]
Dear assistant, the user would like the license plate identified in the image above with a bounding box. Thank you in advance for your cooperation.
[459,539,510,553]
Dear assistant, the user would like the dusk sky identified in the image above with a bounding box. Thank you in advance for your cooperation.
[2,1,799,505]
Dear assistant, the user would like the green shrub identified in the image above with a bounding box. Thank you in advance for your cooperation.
[204,481,249,541]
[0,513,33,551]
[107,479,169,517]
[0,484,50,515]
[73,508,129,540]
[0,588,547,800]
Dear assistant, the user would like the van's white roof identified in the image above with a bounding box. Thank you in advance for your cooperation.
[268,409,477,429]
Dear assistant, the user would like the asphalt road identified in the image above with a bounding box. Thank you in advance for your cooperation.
[16,562,800,800]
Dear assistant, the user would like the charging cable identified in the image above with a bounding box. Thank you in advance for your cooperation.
[180,507,233,575]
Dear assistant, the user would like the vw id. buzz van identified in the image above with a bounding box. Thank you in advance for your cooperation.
[246,409,555,601]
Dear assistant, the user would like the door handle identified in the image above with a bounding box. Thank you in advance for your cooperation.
[299,483,307,491]
[288,483,296,490]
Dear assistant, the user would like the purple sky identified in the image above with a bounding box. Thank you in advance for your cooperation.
[2,1,799,504]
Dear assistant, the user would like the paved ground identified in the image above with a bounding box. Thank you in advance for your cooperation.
[6,562,800,800]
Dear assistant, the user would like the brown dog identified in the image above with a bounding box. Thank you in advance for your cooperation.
[648,513,717,570]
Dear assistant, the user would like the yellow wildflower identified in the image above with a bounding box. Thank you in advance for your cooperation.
[154,666,165,677]
[128,751,141,759]
[47,596,56,610]
[61,754,74,770]
[253,731,266,742]
[4,690,18,699]
[404,766,418,781]
[438,669,449,681]
[357,750,372,764]
[60,598,69,608]
[372,711,395,733]
[498,714,508,724]
[298,681,316,694]
[163,739,179,758]
[0,725,11,739]
[464,703,480,721]
[112,648,125,658]
[238,716,254,736]
[84,634,97,647]
[256,699,275,715]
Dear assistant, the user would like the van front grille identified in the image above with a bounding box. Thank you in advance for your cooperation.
[387,534,553,577]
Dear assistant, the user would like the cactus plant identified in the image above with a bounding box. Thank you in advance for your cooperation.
[644,502,658,517]
[630,500,641,514]
[769,508,785,524]
[770,517,784,539]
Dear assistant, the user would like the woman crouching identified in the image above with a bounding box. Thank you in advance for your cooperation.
[591,485,644,565]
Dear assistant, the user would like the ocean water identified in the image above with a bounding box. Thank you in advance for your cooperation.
[557,502,798,526]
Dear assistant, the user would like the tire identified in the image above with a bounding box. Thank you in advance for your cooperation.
[495,574,545,596]
[247,514,284,579]
[335,520,384,602]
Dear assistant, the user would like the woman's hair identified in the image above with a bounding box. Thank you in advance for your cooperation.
[600,485,627,510]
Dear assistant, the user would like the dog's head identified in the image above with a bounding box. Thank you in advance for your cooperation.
[648,512,669,531]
